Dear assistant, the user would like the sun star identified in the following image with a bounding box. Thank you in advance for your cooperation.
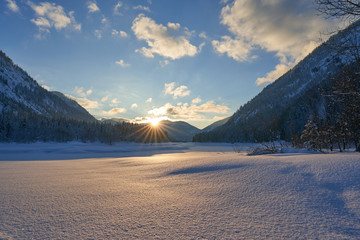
[149,118,161,127]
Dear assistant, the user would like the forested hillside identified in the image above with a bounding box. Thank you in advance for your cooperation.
[194,20,360,151]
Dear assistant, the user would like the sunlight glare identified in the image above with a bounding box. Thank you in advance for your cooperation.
[149,118,161,127]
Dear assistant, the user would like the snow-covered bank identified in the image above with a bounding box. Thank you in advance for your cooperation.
[0,143,360,239]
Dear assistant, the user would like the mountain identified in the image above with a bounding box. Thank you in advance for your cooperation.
[158,120,200,142]
[96,118,199,142]
[0,50,95,122]
[0,50,170,143]
[99,117,129,125]
[201,117,230,132]
[193,21,360,143]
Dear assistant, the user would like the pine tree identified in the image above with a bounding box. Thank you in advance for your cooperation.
[301,117,320,151]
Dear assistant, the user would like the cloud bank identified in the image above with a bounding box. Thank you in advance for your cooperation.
[148,101,229,119]
[213,0,329,85]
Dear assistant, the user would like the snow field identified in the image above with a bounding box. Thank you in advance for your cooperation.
[0,142,359,239]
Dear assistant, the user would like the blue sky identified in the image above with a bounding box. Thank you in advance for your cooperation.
[1,0,334,128]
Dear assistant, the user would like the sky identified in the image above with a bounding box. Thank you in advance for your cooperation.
[0,0,335,129]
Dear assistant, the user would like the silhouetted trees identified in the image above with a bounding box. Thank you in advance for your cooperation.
[0,111,169,144]
[316,0,360,20]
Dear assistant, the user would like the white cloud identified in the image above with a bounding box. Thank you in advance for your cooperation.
[28,1,81,37]
[131,103,138,109]
[199,42,206,52]
[110,98,119,106]
[101,17,107,24]
[132,14,199,60]
[146,97,152,103]
[212,115,229,121]
[214,0,330,85]
[159,60,170,67]
[68,96,99,109]
[103,108,127,115]
[135,47,154,58]
[30,17,51,28]
[167,22,180,31]
[94,29,102,39]
[41,85,51,91]
[114,2,122,15]
[148,101,229,119]
[5,0,19,13]
[256,62,291,86]
[212,36,253,62]
[101,96,109,102]
[34,28,50,39]
[133,5,150,12]
[164,82,191,99]
[115,59,130,67]
[119,30,128,37]
[199,32,207,39]
[74,86,92,98]
[69,11,81,31]
[112,29,128,38]
[87,2,100,13]
[192,97,202,104]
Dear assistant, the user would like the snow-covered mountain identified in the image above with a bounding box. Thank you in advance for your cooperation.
[194,21,360,143]
[0,51,95,122]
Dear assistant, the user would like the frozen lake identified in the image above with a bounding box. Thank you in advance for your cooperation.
[1,142,360,239]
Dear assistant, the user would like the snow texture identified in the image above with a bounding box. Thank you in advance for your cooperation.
[0,142,360,239]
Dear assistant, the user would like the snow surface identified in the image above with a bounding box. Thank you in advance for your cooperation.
[0,142,360,239]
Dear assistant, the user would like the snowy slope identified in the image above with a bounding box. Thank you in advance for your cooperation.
[0,51,95,122]
[0,143,359,239]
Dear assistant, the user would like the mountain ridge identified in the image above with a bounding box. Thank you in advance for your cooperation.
[193,20,360,143]
[0,50,95,122]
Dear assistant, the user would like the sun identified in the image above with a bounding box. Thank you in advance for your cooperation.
[149,118,161,127]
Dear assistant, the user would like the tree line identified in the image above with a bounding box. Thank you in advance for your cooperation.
[0,111,169,144]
